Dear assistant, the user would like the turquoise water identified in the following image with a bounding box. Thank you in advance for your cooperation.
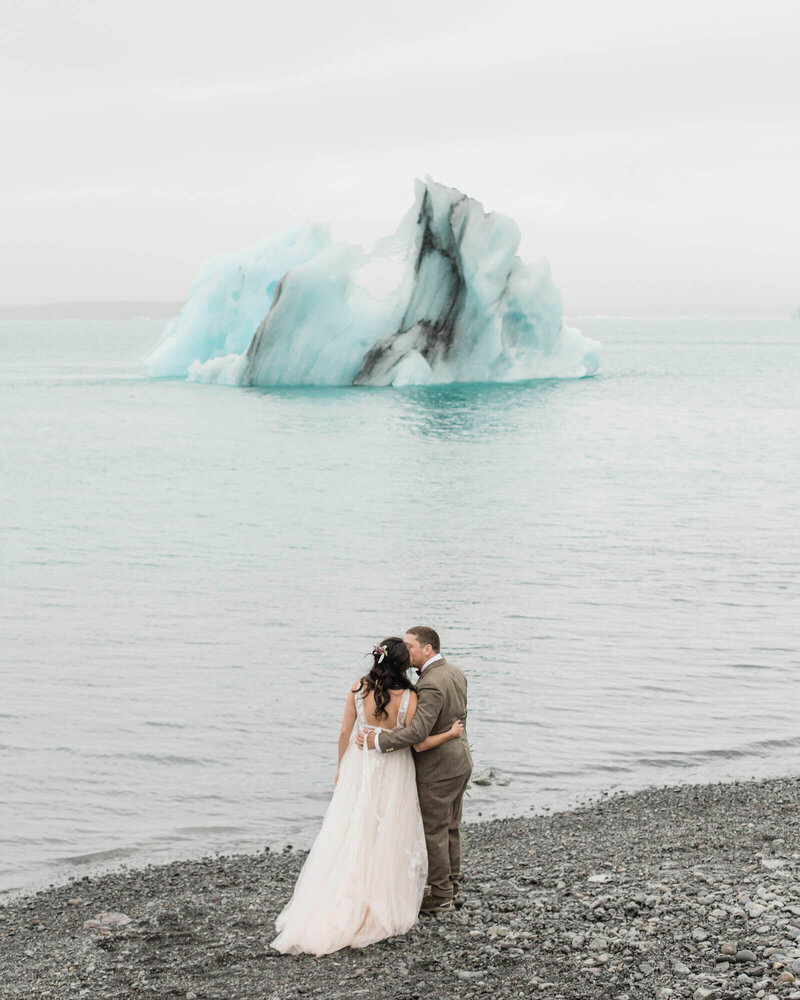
[2,316,799,895]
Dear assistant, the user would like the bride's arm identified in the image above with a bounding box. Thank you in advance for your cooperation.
[335,682,360,783]
[414,718,464,753]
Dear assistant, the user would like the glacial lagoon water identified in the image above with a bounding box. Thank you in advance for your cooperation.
[2,316,799,895]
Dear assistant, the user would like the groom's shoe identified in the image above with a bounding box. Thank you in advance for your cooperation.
[419,894,454,914]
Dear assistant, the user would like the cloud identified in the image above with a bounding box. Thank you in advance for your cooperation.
[2,0,798,310]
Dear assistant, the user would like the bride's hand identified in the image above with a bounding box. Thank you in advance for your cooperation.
[449,719,464,739]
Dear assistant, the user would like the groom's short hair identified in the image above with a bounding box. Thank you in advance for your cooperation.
[407,626,440,653]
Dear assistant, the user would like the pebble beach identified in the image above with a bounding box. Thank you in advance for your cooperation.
[2,776,799,1000]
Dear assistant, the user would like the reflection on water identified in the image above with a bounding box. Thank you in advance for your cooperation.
[245,378,588,441]
[391,379,582,439]
[1,317,799,896]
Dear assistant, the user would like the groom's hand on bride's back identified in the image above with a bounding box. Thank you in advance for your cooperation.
[355,730,377,750]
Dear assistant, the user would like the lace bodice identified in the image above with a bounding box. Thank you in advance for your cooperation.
[355,688,411,732]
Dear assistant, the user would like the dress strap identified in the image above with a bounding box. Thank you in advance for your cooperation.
[396,688,411,728]
[353,687,383,822]
[354,686,367,727]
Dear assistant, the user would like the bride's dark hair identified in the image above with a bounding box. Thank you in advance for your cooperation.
[359,637,413,721]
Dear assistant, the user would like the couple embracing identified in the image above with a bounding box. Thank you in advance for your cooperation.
[272,627,473,956]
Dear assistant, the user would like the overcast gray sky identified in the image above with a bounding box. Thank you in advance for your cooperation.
[2,0,798,313]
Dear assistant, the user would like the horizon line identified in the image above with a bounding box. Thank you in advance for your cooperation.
[0,300,797,322]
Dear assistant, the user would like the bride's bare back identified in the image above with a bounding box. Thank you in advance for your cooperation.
[338,679,461,776]
[357,685,417,729]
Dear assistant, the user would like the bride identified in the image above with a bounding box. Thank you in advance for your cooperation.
[271,636,464,956]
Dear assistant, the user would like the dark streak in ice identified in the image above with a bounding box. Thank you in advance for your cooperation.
[353,188,470,385]
[241,278,284,386]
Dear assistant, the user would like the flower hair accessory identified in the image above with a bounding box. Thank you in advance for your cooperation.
[372,644,388,664]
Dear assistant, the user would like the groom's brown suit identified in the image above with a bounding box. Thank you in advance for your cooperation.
[378,656,472,902]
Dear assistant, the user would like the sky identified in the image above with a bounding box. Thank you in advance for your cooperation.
[2,0,798,314]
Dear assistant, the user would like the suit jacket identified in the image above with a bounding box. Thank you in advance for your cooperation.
[378,656,472,783]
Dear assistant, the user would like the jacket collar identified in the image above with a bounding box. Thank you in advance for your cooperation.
[418,654,446,676]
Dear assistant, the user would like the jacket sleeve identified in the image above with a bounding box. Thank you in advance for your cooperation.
[377,685,444,752]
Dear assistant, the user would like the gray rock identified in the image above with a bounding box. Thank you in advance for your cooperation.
[486,924,510,937]
[672,960,691,975]
[736,950,758,963]
[82,910,133,933]
[472,768,510,787]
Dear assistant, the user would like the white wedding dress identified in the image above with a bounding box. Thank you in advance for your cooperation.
[271,688,427,956]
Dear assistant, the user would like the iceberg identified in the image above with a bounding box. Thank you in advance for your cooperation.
[145,179,600,386]
[144,223,331,378]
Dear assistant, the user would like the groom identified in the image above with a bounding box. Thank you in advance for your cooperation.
[357,626,472,913]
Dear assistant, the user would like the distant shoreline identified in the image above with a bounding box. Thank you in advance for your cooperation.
[0,303,797,322]
[0,302,183,321]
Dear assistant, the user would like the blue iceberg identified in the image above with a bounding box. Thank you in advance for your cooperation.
[145,179,600,386]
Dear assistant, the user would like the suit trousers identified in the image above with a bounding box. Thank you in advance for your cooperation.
[416,770,471,900]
